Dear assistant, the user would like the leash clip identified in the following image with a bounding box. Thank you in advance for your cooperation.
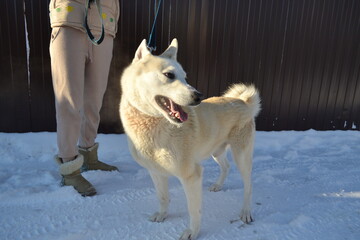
[147,0,163,52]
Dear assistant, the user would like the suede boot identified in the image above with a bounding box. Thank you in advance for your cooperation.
[78,143,118,172]
[55,155,97,197]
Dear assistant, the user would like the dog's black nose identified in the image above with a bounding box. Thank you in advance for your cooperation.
[191,91,204,106]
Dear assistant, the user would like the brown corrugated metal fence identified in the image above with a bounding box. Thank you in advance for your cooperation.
[1,0,359,132]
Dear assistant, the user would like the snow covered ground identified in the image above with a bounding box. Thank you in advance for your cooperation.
[0,130,359,240]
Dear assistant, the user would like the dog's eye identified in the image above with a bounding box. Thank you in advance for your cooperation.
[163,72,175,79]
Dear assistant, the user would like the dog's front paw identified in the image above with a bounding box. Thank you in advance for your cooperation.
[208,183,222,192]
[240,209,254,224]
[149,211,167,222]
[179,229,199,240]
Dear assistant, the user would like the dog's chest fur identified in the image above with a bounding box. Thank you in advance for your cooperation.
[121,99,202,175]
[121,101,179,169]
[121,101,162,141]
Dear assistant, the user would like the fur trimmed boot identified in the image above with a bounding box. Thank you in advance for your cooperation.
[78,143,118,172]
[55,155,97,197]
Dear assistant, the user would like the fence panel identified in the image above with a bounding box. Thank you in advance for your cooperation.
[0,0,31,132]
[26,0,56,132]
[0,0,359,132]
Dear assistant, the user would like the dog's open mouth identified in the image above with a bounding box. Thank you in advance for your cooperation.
[155,96,188,123]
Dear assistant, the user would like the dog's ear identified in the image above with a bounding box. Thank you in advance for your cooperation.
[160,38,178,60]
[133,39,151,63]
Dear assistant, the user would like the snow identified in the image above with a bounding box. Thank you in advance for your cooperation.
[0,130,359,240]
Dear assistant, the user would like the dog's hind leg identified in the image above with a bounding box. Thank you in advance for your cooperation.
[230,123,255,224]
[148,171,169,222]
[209,144,229,192]
[179,164,203,240]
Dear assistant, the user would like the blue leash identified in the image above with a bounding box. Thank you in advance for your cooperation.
[84,0,105,45]
[147,0,163,52]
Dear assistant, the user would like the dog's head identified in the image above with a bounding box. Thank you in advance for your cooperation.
[122,39,203,125]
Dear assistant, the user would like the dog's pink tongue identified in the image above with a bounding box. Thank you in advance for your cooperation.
[179,110,188,122]
[170,100,188,122]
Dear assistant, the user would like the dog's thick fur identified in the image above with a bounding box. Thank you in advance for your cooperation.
[120,39,261,240]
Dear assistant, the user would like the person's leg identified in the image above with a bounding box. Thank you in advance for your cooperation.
[78,35,118,171]
[79,35,113,148]
[50,27,96,196]
[50,27,87,160]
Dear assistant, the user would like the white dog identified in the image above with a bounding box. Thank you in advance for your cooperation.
[120,39,261,240]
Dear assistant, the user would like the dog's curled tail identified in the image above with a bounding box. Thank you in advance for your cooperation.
[223,83,261,118]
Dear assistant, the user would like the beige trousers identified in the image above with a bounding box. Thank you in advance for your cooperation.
[50,27,113,160]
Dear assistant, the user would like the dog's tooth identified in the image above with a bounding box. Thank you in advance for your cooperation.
[163,102,170,109]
